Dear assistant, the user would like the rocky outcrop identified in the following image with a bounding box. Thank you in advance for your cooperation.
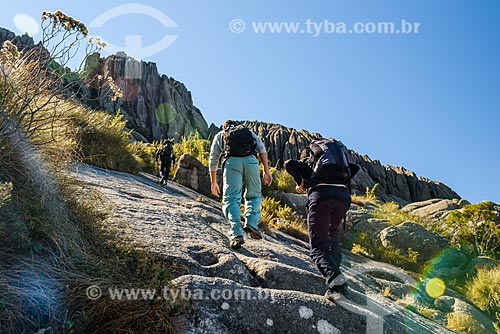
[379,222,449,262]
[83,52,209,141]
[401,199,473,236]
[345,203,453,263]
[236,121,460,204]
[402,199,462,223]
[74,164,463,334]
[465,256,498,277]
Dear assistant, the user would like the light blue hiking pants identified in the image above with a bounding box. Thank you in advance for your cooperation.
[222,155,262,239]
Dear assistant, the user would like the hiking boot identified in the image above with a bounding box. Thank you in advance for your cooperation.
[331,273,347,287]
[230,236,245,249]
[243,225,262,240]
[325,285,350,302]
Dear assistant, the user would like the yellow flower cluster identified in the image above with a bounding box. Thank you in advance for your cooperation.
[0,41,21,64]
[88,37,107,48]
[107,77,123,101]
[42,10,89,36]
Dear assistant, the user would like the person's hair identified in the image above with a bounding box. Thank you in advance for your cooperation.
[222,119,237,130]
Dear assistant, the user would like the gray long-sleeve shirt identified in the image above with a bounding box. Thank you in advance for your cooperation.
[209,130,266,172]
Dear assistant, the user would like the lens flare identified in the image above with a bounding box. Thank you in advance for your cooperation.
[13,14,39,36]
[425,277,446,298]
[156,103,176,124]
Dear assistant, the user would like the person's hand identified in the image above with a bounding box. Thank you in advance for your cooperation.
[296,184,306,194]
[263,170,273,186]
[211,182,220,197]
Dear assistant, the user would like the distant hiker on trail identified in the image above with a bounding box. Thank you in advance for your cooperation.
[284,138,359,301]
[155,139,175,186]
[209,120,273,249]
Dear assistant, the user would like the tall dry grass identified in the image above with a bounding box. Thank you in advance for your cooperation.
[0,11,181,334]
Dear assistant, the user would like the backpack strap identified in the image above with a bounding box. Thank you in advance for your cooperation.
[329,141,346,169]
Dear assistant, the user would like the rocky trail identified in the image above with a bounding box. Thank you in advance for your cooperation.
[73,164,455,334]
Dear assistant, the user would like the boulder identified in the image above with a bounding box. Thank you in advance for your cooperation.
[173,154,216,197]
[465,256,498,277]
[238,256,326,294]
[345,218,391,247]
[379,221,449,261]
[402,199,460,224]
[280,192,308,216]
[452,299,497,334]
[434,296,455,313]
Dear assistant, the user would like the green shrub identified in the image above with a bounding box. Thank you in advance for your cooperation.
[465,266,500,321]
[260,196,308,241]
[446,201,500,258]
[365,183,379,201]
[173,131,210,165]
[69,110,141,173]
[128,140,163,175]
[347,233,421,272]
[373,201,426,226]
[275,169,297,193]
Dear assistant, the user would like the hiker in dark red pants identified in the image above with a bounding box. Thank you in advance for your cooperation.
[284,142,358,301]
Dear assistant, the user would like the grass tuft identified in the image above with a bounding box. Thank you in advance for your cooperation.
[465,266,500,322]
[447,311,488,334]
[260,196,308,241]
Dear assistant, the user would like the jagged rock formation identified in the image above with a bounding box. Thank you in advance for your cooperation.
[73,163,465,334]
[82,52,209,141]
[0,26,463,206]
[1,28,209,142]
[0,28,35,50]
[237,121,460,204]
[0,26,462,205]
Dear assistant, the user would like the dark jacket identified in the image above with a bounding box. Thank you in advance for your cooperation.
[284,159,356,203]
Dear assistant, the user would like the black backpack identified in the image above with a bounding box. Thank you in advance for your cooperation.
[157,141,173,161]
[162,142,173,156]
[306,138,351,184]
[224,126,257,157]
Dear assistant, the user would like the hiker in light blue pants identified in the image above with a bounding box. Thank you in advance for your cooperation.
[223,155,262,239]
[209,120,273,249]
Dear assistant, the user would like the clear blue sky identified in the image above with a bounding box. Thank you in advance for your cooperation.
[1,1,499,203]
